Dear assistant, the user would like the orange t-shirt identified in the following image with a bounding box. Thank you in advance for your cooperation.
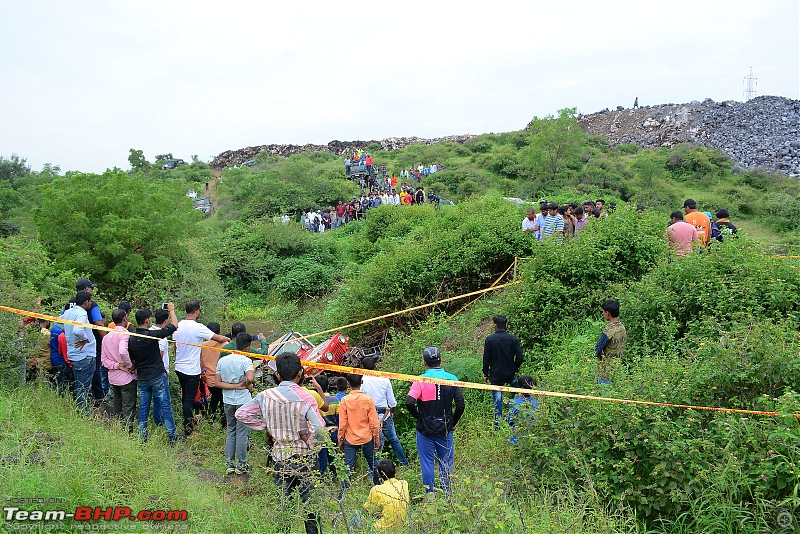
[684,211,711,246]
[200,339,225,387]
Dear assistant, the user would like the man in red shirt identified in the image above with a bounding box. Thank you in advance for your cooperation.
[335,201,347,228]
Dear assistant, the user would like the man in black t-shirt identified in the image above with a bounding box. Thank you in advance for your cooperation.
[483,314,525,426]
[129,303,179,442]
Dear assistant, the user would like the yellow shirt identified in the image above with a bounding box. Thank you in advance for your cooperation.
[305,388,325,409]
[364,478,409,529]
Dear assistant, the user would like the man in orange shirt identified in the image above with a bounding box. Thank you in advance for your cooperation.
[200,322,226,428]
[338,373,380,496]
[683,199,711,247]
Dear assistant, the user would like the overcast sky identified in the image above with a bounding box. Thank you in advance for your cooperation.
[1,0,798,174]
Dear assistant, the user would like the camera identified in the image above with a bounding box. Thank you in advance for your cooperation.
[162,303,169,310]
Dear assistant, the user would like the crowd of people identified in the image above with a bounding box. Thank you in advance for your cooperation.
[300,186,441,232]
[24,275,575,531]
[24,278,496,531]
[665,199,738,257]
[522,198,616,241]
[522,197,737,256]
[291,153,448,233]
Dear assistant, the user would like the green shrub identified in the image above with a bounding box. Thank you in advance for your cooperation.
[518,317,800,524]
[504,207,670,351]
[617,143,640,154]
[620,236,800,357]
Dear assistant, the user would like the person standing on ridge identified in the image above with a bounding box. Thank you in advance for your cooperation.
[683,198,711,247]
[483,314,524,425]
[595,299,627,384]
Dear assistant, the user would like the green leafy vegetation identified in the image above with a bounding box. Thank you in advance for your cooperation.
[2,110,800,531]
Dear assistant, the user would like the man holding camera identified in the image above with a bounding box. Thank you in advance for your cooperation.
[129,303,179,443]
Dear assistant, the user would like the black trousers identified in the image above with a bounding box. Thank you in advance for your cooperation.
[175,371,201,436]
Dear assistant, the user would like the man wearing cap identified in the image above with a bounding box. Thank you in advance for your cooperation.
[683,199,711,247]
[405,347,465,494]
[74,278,109,404]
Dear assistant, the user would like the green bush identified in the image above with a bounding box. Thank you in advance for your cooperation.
[217,218,343,298]
[323,196,535,331]
[620,236,800,357]
[518,317,800,525]
[503,207,670,352]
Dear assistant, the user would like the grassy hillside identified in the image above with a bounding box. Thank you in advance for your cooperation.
[2,111,800,532]
[1,385,635,533]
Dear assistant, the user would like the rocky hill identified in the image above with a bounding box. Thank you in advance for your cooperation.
[209,135,476,170]
[575,96,800,176]
[211,95,799,177]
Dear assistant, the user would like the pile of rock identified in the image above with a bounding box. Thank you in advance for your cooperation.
[577,96,800,176]
[210,135,476,169]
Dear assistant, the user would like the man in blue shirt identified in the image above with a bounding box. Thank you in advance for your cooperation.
[216,333,255,475]
[48,323,70,394]
[60,291,98,415]
[73,278,108,403]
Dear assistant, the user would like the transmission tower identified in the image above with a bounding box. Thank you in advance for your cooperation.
[743,67,757,101]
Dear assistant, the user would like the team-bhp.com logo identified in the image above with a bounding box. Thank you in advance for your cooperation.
[5,506,187,523]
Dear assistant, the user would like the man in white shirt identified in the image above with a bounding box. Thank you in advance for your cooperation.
[173,299,230,437]
[522,208,538,234]
[359,357,409,466]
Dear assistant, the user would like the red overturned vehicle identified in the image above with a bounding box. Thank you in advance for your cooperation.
[259,332,361,382]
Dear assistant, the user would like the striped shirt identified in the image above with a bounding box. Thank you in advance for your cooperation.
[542,214,564,239]
[235,381,325,462]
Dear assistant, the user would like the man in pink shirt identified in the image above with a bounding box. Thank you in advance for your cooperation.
[101,309,137,430]
[666,210,699,258]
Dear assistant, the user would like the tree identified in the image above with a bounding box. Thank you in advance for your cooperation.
[527,108,585,180]
[34,171,202,299]
[128,149,148,171]
[0,155,30,187]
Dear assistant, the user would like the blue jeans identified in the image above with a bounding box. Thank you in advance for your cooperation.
[341,438,379,494]
[416,431,454,493]
[492,389,504,422]
[71,356,95,415]
[491,376,517,424]
[91,348,109,400]
[50,364,72,395]
[138,373,177,441]
[378,412,408,466]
